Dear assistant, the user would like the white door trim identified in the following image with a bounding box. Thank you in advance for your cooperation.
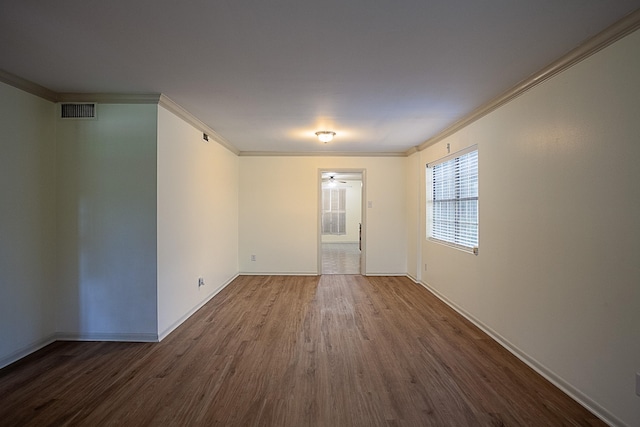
[317,168,366,275]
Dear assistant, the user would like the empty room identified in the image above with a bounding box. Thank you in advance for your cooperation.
[1,1,639,426]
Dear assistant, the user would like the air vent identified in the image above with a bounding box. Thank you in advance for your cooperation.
[60,103,96,119]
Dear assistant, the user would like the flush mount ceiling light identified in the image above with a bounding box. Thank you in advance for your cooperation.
[315,131,336,143]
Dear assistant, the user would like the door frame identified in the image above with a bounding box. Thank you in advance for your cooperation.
[317,168,366,275]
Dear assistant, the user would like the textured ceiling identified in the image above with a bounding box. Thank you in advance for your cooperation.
[1,1,639,154]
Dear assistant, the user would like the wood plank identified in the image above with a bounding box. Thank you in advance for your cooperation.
[0,275,604,426]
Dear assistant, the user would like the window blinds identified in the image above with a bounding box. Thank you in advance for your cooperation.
[322,188,347,235]
[429,149,478,249]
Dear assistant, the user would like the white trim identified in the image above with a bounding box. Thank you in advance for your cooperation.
[0,335,57,370]
[0,69,58,102]
[415,278,624,427]
[240,272,319,276]
[237,273,407,276]
[54,332,159,342]
[158,273,239,341]
[240,151,407,157]
[58,92,161,104]
[158,94,240,155]
[364,273,406,277]
[405,273,419,283]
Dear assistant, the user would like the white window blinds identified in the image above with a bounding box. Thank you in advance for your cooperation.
[322,188,346,235]
[428,149,478,250]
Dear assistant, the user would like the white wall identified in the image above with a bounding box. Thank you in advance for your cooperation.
[157,106,239,338]
[416,30,640,426]
[321,180,362,243]
[239,156,407,275]
[0,83,57,367]
[56,104,158,340]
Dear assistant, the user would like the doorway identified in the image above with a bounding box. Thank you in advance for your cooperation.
[318,169,365,274]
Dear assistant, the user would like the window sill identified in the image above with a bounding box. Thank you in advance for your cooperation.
[427,238,478,255]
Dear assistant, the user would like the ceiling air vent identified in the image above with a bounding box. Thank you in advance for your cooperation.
[60,103,97,119]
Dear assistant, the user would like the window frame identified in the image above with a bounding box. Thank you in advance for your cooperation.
[426,146,479,254]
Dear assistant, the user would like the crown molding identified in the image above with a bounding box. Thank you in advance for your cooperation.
[158,94,240,155]
[404,146,418,156]
[0,71,241,155]
[238,150,407,157]
[411,8,640,155]
[0,69,59,102]
[0,71,163,105]
[58,93,161,104]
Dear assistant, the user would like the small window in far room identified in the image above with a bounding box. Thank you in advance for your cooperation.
[322,187,346,235]
[427,147,478,253]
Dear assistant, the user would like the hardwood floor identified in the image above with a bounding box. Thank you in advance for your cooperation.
[0,275,603,426]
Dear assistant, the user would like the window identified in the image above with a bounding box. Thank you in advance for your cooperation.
[427,147,478,251]
[322,188,346,235]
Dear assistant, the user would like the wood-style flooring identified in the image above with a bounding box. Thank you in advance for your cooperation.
[0,275,604,426]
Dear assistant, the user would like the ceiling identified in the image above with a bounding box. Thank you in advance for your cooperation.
[1,1,639,155]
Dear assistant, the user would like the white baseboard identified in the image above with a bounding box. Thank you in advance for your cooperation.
[365,273,406,277]
[415,278,623,427]
[405,273,419,282]
[1,274,241,369]
[239,272,319,276]
[54,332,159,342]
[0,335,57,370]
[158,273,239,341]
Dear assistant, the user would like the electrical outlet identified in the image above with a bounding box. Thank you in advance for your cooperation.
[198,277,204,287]
[424,263,428,271]
[251,255,256,261]
[636,372,640,397]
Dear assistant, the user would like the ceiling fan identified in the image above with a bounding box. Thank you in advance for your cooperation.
[323,175,347,185]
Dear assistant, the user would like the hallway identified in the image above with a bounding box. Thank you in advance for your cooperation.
[321,242,360,274]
